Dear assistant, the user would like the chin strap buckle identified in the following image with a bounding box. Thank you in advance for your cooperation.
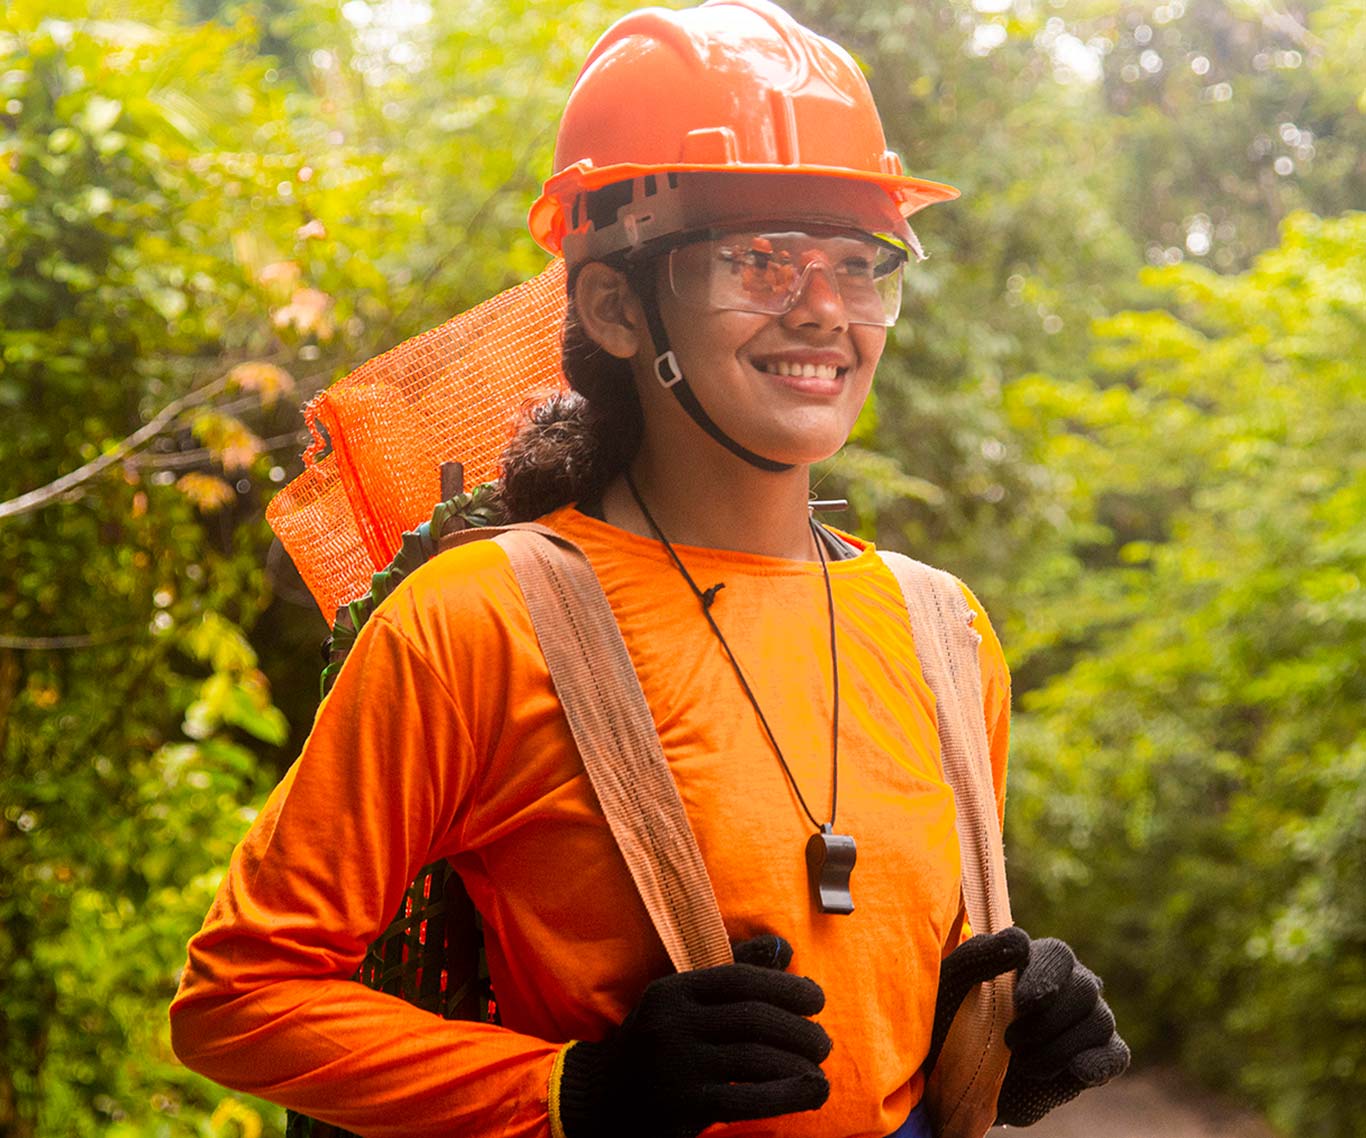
[654,350,684,389]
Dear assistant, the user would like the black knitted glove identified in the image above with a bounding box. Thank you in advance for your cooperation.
[996,936,1130,1126]
[731,932,796,970]
[556,935,831,1138]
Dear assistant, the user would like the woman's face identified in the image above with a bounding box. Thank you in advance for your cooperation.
[643,239,888,469]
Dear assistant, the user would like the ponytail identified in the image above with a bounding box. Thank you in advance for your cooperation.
[494,297,643,523]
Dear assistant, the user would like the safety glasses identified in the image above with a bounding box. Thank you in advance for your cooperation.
[665,227,912,327]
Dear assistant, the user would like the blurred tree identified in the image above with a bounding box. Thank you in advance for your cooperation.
[1003,210,1365,1137]
[0,3,342,1133]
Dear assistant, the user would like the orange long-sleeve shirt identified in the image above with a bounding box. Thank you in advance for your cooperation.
[170,506,1010,1138]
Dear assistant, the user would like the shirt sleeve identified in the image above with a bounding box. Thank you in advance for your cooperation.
[168,605,560,1138]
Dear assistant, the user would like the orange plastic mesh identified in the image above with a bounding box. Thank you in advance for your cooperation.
[267,258,569,618]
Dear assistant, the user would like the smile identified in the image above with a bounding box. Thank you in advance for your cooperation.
[754,361,844,380]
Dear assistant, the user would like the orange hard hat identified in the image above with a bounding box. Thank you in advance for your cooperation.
[528,0,959,260]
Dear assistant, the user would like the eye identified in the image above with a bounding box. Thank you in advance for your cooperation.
[718,245,773,275]
[835,256,876,280]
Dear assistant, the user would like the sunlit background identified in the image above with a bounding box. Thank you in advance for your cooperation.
[1,0,1362,1135]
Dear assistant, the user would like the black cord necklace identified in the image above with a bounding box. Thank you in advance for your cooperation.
[623,470,857,915]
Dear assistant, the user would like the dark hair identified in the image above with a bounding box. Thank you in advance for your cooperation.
[493,294,643,523]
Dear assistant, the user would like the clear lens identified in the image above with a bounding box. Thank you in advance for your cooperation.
[667,229,906,326]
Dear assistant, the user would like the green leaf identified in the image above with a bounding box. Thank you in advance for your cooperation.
[76,95,122,136]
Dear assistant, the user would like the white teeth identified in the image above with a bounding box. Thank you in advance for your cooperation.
[760,361,839,380]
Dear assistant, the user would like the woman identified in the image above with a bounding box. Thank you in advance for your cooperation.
[170,3,1128,1136]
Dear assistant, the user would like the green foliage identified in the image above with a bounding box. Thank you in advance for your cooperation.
[1004,212,1366,1137]
[0,4,314,1134]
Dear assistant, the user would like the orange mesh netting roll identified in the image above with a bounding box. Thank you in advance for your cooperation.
[267,258,569,618]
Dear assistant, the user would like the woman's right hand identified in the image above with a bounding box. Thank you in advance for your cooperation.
[553,935,831,1138]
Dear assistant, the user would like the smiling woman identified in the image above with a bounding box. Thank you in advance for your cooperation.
[168,3,1128,1138]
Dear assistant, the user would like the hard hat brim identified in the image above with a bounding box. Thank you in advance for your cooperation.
[529,161,960,256]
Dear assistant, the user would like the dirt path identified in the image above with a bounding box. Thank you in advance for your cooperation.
[1020,1068,1280,1138]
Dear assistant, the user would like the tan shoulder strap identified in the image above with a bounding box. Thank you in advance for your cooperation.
[441,522,733,974]
[879,551,1015,1138]
[878,552,1013,934]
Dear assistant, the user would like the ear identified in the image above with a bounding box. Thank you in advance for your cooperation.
[573,262,647,360]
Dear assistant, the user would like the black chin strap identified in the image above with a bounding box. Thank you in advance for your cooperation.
[627,266,794,474]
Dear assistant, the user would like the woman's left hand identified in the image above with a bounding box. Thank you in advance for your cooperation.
[995,935,1131,1125]
[925,928,1130,1126]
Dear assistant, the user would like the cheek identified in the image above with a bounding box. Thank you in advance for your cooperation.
[658,305,768,378]
[702,313,773,360]
[854,325,888,374]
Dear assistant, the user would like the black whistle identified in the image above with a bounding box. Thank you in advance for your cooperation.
[806,825,857,915]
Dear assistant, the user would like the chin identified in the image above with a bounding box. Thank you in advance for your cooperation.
[746,425,854,467]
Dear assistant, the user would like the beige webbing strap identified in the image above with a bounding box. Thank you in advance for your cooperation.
[880,551,1015,1138]
[440,523,733,974]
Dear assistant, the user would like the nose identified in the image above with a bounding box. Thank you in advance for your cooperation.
[783,260,849,333]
